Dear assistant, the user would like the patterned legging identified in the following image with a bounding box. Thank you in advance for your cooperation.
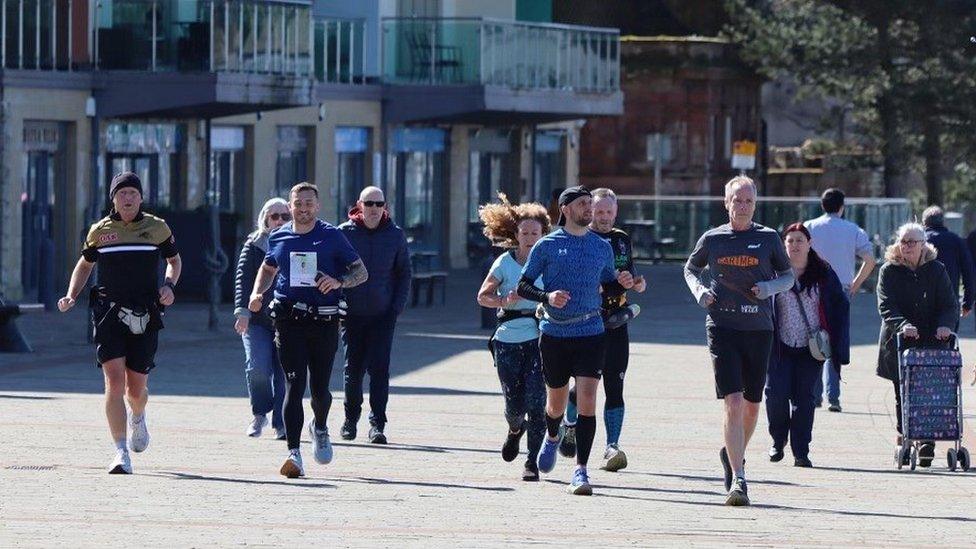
[493,339,546,462]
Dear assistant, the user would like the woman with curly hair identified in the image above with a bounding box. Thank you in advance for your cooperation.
[476,195,551,481]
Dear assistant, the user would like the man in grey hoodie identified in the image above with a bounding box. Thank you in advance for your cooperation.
[338,187,412,443]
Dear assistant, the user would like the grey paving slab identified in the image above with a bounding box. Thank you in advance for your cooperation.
[1,265,975,547]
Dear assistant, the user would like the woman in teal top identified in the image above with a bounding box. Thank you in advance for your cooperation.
[476,196,550,481]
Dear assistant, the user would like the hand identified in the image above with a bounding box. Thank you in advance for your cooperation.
[698,291,716,309]
[848,284,861,298]
[158,285,175,306]
[248,293,264,313]
[547,290,570,309]
[901,324,919,339]
[633,275,647,293]
[234,316,249,335]
[502,290,519,306]
[936,326,953,340]
[616,271,635,289]
[751,285,761,297]
[57,296,75,312]
[316,273,341,294]
[962,305,972,318]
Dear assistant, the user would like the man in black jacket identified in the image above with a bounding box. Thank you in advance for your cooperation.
[338,187,412,443]
[923,205,974,326]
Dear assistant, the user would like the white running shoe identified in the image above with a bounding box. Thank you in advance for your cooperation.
[109,449,132,474]
[280,450,305,478]
[307,420,333,464]
[247,415,268,438]
[274,427,287,441]
[128,413,150,453]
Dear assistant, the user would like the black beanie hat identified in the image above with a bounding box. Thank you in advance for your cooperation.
[556,185,591,226]
[110,172,143,199]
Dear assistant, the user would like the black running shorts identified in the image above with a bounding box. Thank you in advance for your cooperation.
[706,326,773,403]
[539,333,605,389]
[92,302,160,374]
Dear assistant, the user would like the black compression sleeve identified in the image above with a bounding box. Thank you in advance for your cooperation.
[517,275,548,303]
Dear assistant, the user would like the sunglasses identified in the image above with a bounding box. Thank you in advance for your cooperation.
[268,212,291,221]
[363,200,385,208]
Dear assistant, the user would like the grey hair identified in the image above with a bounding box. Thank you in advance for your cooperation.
[724,175,757,201]
[921,205,944,228]
[359,186,384,201]
[253,197,289,235]
[591,188,617,202]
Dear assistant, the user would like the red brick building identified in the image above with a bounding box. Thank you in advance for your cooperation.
[578,36,762,196]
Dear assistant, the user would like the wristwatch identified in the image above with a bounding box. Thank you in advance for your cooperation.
[163,281,177,292]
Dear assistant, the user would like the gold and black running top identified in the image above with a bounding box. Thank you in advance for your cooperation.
[81,211,179,307]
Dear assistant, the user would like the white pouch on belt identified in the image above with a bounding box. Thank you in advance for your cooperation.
[118,306,150,335]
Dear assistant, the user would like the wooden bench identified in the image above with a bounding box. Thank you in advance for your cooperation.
[0,302,44,353]
[411,271,448,307]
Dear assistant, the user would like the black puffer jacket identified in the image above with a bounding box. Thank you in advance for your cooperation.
[234,231,273,329]
[876,245,959,381]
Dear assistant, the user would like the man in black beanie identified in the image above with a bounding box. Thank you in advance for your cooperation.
[57,172,182,475]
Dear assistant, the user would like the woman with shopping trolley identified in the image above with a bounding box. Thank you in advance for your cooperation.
[876,222,959,467]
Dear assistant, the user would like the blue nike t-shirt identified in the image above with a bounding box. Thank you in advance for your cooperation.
[265,219,360,307]
[522,229,616,338]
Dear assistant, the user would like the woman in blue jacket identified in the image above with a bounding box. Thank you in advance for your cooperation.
[765,223,850,467]
[234,198,290,439]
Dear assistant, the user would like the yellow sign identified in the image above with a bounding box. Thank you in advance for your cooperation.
[733,141,757,156]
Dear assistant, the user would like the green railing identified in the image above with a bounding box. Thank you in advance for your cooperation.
[381,17,619,91]
[95,0,312,75]
[616,195,912,261]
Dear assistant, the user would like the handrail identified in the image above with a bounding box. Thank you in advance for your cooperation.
[618,195,911,205]
[380,16,620,35]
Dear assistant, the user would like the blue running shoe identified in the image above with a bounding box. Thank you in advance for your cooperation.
[537,437,560,473]
[567,467,592,495]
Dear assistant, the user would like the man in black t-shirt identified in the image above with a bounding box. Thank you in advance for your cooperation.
[58,172,182,475]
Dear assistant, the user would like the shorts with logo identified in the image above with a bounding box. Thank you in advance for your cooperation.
[539,333,605,388]
[91,300,161,375]
[706,326,773,403]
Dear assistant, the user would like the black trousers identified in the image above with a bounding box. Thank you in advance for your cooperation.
[274,317,339,450]
[341,313,397,427]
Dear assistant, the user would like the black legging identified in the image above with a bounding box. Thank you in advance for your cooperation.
[275,318,339,450]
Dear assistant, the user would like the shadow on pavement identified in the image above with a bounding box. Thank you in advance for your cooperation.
[344,476,514,492]
[150,471,337,489]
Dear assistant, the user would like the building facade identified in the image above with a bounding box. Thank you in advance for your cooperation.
[1,0,622,301]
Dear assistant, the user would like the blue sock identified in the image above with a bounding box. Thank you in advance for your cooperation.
[565,401,578,426]
[604,407,625,446]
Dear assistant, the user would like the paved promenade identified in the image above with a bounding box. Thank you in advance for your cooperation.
[2,265,975,547]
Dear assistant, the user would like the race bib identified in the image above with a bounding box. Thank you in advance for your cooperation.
[289,252,317,287]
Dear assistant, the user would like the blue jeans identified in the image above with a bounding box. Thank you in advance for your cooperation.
[816,358,841,405]
[765,343,821,460]
[342,313,396,427]
[493,339,546,463]
[241,323,285,430]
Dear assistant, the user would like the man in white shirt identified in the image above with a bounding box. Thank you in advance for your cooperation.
[804,188,877,412]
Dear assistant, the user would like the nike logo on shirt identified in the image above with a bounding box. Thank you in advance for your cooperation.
[747,243,761,249]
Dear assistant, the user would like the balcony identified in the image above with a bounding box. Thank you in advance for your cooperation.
[380,17,622,124]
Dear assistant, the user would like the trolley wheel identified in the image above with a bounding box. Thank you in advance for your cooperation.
[909,446,918,471]
[947,448,957,472]
[896,447,906,470]
[959,447,971,472]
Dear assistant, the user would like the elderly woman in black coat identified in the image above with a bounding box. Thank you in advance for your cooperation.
[877,222,959,467]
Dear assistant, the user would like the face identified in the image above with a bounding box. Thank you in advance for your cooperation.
[358,189,386,227]
[562,195,593,227]
[516,219,543,250]
[265,204,291,230]
[726,184,757,225]
[289,189,320,225]
[591,196,617,233]
[898,230,925,264]
[784,231,811,262]
[112,187,142,217]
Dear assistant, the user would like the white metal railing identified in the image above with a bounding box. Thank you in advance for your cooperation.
[382,17,620,91]
[1,0,76,70]
[313,17,365,84]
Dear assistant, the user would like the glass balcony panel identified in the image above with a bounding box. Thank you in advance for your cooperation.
[94,0,308,75]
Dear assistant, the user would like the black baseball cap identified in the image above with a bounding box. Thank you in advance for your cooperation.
[556,186,592,226]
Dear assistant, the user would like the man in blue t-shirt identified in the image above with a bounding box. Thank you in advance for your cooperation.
[249,183,367,479]
[517,186,635,496]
